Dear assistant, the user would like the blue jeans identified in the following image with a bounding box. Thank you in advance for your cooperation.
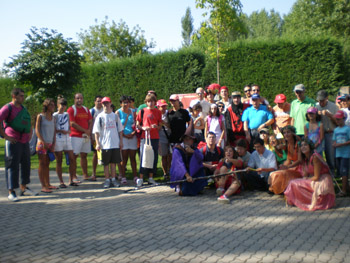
[139,138,159,176]
[5,141,31,190]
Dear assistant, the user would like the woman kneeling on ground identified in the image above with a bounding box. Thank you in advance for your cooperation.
[284,138,335,211]
[215,145,243,203]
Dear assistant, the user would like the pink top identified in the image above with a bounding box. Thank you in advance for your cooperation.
[303,152,329,176]
[0,102,30,143]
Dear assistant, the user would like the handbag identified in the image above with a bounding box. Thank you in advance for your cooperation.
[141,130,154,169]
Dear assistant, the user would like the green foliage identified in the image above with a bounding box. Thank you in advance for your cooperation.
[75,49,206,106]
[0,78,15,108]
[204,38,347,103]
[4,27,82,103]
[181,7,194,47]
[78,17,156,63]
[242,9,283,39]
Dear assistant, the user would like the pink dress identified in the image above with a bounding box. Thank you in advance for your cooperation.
[284,153,335,211]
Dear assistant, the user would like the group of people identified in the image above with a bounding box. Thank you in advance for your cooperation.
[1,84,350,212]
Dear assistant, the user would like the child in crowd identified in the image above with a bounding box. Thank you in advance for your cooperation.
[93,97,123,188]
[235,139,250,168]
[157,99,172,180]
[205,104,225,148]
[192,103,205,144]
[215,145,243,197]
[304,106,324,155]
[53,97,75,187]
[332,110,350,197]
[269,134,287,166]
[259,128,272,151]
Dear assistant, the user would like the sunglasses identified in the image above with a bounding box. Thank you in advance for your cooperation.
[218,105,224,108]
[295,91,303,94]
[244,89,251,93]
[252,89,259,92]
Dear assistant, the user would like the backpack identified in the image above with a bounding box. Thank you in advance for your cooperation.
[72,105,88,117]
[197,142,221,156]
[2,103,31,136]
[207,115,224,128]
[90,107,96,118]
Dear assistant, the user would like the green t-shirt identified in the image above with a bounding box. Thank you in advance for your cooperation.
[290,96,315,135]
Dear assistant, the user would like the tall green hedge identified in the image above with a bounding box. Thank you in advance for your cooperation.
[208,37,347,103]
[1,38,348,111]
[77,49,206,107]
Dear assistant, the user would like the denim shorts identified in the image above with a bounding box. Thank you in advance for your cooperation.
[336,158,350,177]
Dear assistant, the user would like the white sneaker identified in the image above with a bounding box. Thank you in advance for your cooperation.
[216,188,224,196]
[111,178,120,188]
[104,179,111,188]
[8,191,19,202]
[217,195,230,204]
[148,178,157,185]
[136,178,144,187]
[20,187,39,196]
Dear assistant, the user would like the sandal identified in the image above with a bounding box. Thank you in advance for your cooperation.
[73,179,81,184]
[69,182,79,187]
[337,191,347,198]
[59,184,67,188]
[88,176,97,181]
[48,185,58,190]
[121,177,128,185]
[41,189,52,193]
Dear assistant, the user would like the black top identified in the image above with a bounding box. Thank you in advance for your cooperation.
[168,109,191,143]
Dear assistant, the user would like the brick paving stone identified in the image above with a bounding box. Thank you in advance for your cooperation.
[1,169,350,263]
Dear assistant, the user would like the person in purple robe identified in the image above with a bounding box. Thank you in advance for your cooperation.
[170,127,207,196]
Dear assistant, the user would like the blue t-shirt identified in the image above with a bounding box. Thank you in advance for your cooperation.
[332,125,350,158]
[117,109,134,135]
[242,105,273,129]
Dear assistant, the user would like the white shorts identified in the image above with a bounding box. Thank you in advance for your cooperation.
[71,137,91,155]
[54,136,73,152]
[122,136,138,150]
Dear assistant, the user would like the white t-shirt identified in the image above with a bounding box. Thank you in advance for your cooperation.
[53,112,69,141]
[93,112,123,149]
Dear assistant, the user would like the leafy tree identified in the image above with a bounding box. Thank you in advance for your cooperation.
[283,0,350,38]
[181,7,194,47]
[242,9,283,39]
[78,17,156,63]
[195,0,245,84]
[5,27,82,102]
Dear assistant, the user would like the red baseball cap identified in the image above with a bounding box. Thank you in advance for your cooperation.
[220,86,228,92]
[157,99,168,107]
[334,110,346,119]
[274,94,287,103]
[101,97,111,103]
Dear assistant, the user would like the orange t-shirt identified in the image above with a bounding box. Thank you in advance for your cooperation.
[273,103,291,129]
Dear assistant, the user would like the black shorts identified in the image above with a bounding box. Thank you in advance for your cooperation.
[101,148,121,166]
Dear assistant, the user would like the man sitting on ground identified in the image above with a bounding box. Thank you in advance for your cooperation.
[199,132,224,176]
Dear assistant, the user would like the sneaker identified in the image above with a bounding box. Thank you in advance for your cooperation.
[216,187,224,196]
[136,178,144,187]
[111,178,120,188]
[8,191,19,202]
[217,195,230,204]
[208,178,214,184]
[148,178,157,185]
[121,177,128,185]
[133,177,139,184]
[104,179,111,188]
[20,187,39,196]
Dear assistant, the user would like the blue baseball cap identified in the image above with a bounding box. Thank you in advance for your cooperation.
[251,94,261,100]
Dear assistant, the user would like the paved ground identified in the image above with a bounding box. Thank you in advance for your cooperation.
[1,168,350,263]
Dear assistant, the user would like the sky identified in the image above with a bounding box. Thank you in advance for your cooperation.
[0,0,296,68]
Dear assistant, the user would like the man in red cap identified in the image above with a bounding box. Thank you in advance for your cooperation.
[67,93,93,182]
[219,86,230,112]
[272,94,291,138]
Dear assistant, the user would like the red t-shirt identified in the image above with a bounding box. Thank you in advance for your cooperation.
[67,106,92,138]
[136,108,162,139]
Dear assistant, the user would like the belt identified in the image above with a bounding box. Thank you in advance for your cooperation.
[325,130,334,134]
